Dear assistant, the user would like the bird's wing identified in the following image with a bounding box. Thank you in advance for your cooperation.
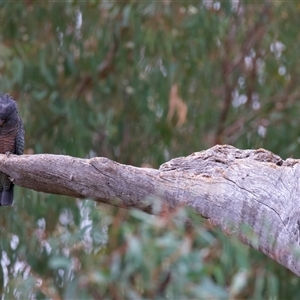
[15,117,25,155]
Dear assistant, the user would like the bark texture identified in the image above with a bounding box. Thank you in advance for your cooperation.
[0,145,299,276]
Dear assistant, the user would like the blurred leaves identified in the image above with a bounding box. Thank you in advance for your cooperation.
[167,84,187,127]
[0,1,300,298]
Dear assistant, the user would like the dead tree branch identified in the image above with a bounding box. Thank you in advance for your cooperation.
[0,145,299,276]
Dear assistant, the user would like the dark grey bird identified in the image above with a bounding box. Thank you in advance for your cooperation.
[0,94,25,206]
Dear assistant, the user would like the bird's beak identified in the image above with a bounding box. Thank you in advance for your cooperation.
[0,119,4,126]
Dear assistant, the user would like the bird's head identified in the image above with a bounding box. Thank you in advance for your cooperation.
[0,94,17,123]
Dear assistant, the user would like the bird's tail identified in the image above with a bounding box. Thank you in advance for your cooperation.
[0,185,14,206]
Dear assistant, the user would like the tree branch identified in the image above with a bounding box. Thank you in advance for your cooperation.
[0,145,300,276]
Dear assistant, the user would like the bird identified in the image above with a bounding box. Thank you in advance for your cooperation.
[0,94,25,206]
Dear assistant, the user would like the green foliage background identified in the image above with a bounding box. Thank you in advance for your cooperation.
[1,1,300,298]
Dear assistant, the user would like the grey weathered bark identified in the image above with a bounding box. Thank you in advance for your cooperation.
[0,145,299,276]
